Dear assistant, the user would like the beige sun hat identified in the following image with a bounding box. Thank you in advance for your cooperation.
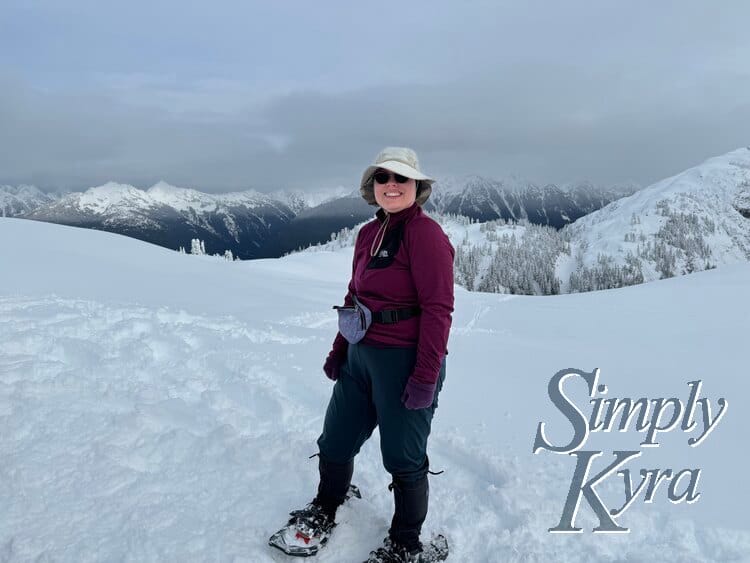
[360,146,435,206]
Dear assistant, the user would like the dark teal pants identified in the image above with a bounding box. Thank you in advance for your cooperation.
[316,342,446,483]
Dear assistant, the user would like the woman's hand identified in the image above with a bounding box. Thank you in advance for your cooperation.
[323,349,346,381]
[401,379,437,409]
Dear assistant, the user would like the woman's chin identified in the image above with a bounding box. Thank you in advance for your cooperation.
[380,199,409,213]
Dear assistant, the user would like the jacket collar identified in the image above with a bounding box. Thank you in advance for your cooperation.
[375,202,421,225]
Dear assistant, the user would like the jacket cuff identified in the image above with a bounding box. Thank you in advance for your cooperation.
[410,365,439,386]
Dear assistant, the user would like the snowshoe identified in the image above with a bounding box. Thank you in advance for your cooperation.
[268,484,361,557]
[363,534,449,562]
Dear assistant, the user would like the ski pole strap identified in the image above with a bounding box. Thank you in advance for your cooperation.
[372,306,420,325]
[428,470,444,476]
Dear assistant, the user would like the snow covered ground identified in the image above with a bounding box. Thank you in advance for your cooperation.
[1,217,749,562]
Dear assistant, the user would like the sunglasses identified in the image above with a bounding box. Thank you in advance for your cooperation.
[373,170,411,184]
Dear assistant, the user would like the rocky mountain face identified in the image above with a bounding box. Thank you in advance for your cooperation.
[1,185,58,217]
[426,176,638,227]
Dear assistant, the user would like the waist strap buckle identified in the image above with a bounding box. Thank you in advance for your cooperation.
[379,309,399,324]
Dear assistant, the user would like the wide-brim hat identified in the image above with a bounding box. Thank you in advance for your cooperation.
[360,146,435,206]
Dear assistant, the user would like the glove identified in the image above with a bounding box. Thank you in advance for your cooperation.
[401,378,437,410]
[323,348,346,381]
[323,333,349,381]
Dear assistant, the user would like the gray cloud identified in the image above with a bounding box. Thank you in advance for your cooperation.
[1,1,749,192]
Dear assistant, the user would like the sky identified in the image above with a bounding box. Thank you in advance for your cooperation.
[1,0,749,193]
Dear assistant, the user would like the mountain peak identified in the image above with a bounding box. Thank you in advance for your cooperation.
[76,182,151,214]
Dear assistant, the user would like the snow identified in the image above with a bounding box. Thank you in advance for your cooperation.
[1,216,749,562]
[34,181,281,221]
[77,182,156,214]
[146,182,274,213]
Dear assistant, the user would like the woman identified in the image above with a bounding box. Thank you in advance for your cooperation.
[272,147,454,562]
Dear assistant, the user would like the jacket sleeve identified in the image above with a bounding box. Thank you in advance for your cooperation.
[407,219,455,385]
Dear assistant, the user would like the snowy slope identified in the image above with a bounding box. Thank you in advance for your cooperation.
[567,147,750,280]
[1,217,749,562]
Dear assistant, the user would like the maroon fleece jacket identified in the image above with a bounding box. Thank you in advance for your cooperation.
[330,202,455,386]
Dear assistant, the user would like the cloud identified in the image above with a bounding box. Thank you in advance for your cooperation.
[1,1,749,192]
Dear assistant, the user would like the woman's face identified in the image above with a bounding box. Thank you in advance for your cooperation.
[372,169,417,214]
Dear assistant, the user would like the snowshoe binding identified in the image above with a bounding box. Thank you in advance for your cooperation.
[363,534,449,562]
[268,484,361,557]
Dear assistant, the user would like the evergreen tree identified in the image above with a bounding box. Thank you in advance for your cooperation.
[190,239,206,255]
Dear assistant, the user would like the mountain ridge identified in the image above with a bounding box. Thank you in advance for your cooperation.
[3,174,636,258]
[566,146,750,283]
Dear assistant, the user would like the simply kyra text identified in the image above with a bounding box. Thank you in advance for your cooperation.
[532,368,728,533]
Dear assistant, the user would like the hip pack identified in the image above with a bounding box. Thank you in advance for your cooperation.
[333,294,372,344]
[333,294,421,344]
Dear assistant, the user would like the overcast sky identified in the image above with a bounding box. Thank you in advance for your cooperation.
[1,0,749,193]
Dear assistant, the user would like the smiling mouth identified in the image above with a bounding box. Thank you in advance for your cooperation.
[384,192,402,198]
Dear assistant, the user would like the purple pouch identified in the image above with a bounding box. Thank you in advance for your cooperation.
[333,295,372,344]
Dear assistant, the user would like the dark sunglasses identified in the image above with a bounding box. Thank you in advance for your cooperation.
[373,171,410,184]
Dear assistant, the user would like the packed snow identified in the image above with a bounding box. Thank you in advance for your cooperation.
[1,217,749,562]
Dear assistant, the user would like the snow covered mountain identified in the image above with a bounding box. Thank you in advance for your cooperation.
[1,217,749,562]
[4,174,638,261]
[270,185,359,214]
[306,147,750,295]
[426,175,638,226]
[276,176,636,255]
[441,147,750,293]
[20,181,296,260]
[563,146,750,288]
[0,184,58,217]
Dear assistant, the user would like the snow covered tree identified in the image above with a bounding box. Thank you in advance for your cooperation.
[190,239,206,255]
